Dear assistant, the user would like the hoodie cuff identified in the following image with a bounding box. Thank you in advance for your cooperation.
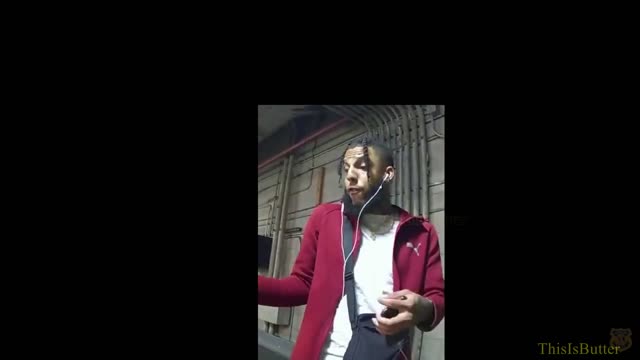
[416,298,437,332]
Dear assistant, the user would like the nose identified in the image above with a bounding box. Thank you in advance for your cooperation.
[346,166,357,185]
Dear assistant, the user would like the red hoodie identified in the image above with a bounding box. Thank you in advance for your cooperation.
[258,203,445,360]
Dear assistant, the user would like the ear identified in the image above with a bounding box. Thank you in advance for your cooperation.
[384,166,395,182]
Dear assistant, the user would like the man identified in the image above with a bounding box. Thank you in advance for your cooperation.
[258,138,444,360]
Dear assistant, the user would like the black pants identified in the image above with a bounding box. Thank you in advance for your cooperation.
[343,314,410,360]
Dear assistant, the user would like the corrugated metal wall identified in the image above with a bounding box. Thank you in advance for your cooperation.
[258,105,444,360]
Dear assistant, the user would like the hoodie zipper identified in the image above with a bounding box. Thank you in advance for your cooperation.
[391,216,423,291]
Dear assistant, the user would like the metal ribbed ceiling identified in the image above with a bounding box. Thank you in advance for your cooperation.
[258,105,443,144]
[258,105,309,143]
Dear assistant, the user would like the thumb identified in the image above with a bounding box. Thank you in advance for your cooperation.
[383,289,410,299]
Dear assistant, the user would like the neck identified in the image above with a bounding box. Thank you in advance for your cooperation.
[365,197,394,215]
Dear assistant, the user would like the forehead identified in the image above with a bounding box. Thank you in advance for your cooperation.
[343,146,380,163]
[344,146,365,160]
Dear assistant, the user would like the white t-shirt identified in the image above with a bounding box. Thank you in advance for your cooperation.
[320,216,399,360]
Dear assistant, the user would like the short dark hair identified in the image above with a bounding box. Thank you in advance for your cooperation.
[337,136,394,184]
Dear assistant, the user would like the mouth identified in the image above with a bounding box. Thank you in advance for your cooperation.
[347,188,362,195]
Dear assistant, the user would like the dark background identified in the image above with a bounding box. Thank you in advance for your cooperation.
[14,91,637,358]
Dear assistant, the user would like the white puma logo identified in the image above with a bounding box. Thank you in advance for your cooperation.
[406,242,421,256]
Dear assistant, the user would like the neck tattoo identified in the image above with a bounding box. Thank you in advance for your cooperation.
[361,213,396,240]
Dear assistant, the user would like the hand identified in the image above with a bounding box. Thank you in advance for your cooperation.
[374,290,433,336]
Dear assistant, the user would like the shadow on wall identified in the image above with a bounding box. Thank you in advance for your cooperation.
[258,235,272,271]
[258,329,293,360]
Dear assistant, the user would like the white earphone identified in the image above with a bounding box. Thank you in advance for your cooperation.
[339,172,392,298]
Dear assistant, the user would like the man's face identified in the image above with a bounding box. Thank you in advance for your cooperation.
[342,146,386,206]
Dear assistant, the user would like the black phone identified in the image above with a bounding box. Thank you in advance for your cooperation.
[380,295,406,318]
[381,307,399,318]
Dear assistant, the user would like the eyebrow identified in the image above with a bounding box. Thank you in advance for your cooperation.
[343,157,368,168]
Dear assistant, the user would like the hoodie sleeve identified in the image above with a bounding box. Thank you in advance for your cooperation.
[257,205,323,307]
[417,223,445,332]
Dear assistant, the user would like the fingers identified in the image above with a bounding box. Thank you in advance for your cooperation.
[375,315,394,335]
[375,312,412,335]
[376,311,411,327]
[375,289,424,336]
[378,297,411,312]
[380,289,420,314]
[386,289,412,298]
